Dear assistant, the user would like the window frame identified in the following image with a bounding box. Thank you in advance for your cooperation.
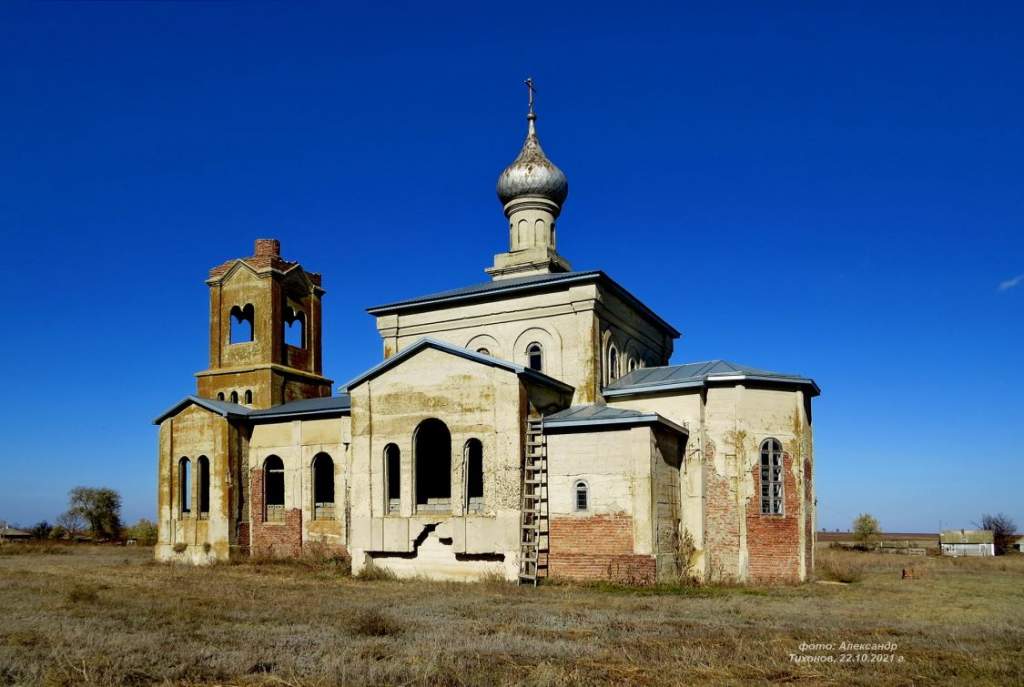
[526,342,543,372]
[464,438,484,513]
[759,438,785,516]
[384,443,401,514]
[573,480,589,512]
[311,452,335,520]
[263,455,285,522]
[178,457,191,516]
[197,455,210,519]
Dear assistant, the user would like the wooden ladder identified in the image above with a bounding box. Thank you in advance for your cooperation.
[518,418,548,586]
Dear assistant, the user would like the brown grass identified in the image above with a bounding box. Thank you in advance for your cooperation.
[0,546,1021,686]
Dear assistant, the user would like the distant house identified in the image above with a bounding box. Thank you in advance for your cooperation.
[940,529,994,557]
[0,522,32,543]
[1014,536,1024,554]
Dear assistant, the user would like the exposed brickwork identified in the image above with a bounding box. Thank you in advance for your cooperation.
[236,522,250,548]
[804,457,814,578]
[745,453,801,582]
[207,238,322,285]
[702,439,742,579]
[249,468,303,558]
[549,514,656,585]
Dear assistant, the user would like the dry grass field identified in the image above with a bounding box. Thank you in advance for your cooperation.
[1,545,1022,686]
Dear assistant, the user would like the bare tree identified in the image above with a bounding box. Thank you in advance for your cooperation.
[56,510,86,539]
[979,513,1017,555]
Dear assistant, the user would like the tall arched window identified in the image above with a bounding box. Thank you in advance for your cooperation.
[284,306,305,349]
[760,439,784,515]
[312,453,334,520]
[574,480,589,512]
[264,455,285,522]
[464,439,483,513]
[230,390,239,404]
[230,304,255,343]
[414,419,451,512]
[244,390,253,405]
[385,443,401,514]
[608,346,619,382]
[178,457,191,515]
[527,343,543,372]
[197,456,210,518]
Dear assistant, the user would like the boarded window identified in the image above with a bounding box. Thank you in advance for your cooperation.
[415,419,451,512]
[312,453,334,520]
[385,443,401,514]
[197,456,210,518]
[230,304,254,343]
[760,439,784,515]
[264,455,285,522]
[465,439,483,512]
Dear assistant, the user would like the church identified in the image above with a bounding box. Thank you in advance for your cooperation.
[154,89,820,584]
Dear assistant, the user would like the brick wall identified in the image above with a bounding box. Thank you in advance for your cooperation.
[804,457,814,579]
[702,439,742,579]
[745,453,801,582]
[549,514,656,585]
[249,468,303,558]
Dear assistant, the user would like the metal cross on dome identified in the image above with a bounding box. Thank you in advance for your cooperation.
[525,77,536,115]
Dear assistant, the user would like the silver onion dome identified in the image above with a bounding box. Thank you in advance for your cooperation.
[496,112,569,207]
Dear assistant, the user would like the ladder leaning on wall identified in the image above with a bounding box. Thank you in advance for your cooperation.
[518,418,549,586]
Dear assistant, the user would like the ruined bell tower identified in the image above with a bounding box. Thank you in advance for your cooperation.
[195,239,333,408]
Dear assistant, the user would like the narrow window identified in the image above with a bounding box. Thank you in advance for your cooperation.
[244,390,252,405]
[217,392,225,401]
[284,306,305,349]
[385,443,401,514]
[178,457,191,515]
[230,304,255,343]
[312,453,334,520]
[574,480,589,512]
[608,346,619,382]
[476,347,490,356]
[465,439,483,513]
[414,419,451,512]
[760,439,784,515]
[628,358,637,373]
[264,455,285,522]
[230,390,239,404]
[197,456,210,518]
[527,343,543,372]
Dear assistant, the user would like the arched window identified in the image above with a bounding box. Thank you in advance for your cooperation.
[414,419,451,512]
[760,439,784,515]
[476,347,490,356]
[464,439,483,513]
[312,453,334,520]
[178,457,191,515]
[264,455,285,522]
[230,304,254,343]
[197,456,210,518]
[284,306,305,349]
[385,443,401,514]
[574,480,589,512]
[628,358,637,373]
[217,392,225,401]
[244,390,252,405]
[608,346,619,382]
[527,343,543,372]
[230,390,239,404]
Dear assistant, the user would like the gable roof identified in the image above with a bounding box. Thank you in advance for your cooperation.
[341,337,574,394]
[365,270,680,338]
[153,394,351,425]
[543,405,688,436]
[603,359,820,398]
[153,395,251,424]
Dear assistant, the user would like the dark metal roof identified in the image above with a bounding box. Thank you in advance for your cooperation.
[603,359,820,398]
[342,337,574,395]
[365,270,680,337]
[153,394,351,425]
[543,405,688,436]
[248,394,351,421]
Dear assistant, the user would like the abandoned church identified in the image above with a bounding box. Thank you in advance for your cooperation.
[154,92,820,584]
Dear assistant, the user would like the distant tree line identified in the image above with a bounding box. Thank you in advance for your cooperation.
[14,487,157,546]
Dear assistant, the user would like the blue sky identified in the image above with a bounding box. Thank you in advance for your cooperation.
[0,2,1020,533]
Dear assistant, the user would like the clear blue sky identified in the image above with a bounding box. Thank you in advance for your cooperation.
[1,2,1020,533]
